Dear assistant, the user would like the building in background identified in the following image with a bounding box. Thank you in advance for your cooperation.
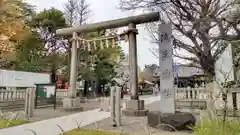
[0,69,51,90]
[142,64,205,88]
[173,65,205,88]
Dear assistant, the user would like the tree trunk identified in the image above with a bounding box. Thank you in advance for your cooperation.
[199,51,215,83]
[96,79,102,97]
[83,80,88,97]
[51,65,57,83]
[102,82,105,97]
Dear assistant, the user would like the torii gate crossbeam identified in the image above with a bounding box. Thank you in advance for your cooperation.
[56,12,160,35]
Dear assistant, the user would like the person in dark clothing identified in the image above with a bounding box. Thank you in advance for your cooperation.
[121,86,124,99]
[139,83,143,95]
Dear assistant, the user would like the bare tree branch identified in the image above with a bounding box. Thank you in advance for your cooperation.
[76,0,92,25]
[64,0,78,26]
[148,48,159,59]
[119,0,240,77]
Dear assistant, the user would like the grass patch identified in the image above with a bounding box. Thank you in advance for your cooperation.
[64,129,128,135]
[193,119,240,135]
[0,119,29,129]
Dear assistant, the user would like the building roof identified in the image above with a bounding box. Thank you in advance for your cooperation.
[150,64,204,78]
[174,65,204,77]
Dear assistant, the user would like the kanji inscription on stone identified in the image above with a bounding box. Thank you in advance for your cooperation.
[160,33,170,43]
[160,49,169,61]
[161,88,173,99]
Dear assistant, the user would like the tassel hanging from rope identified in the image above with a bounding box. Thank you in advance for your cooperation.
[87,41,91,52]
[111,38,115,48]
[93,40,97,50]
[105,39,109,48]
[82,40,86,50]
[100,40,104,50]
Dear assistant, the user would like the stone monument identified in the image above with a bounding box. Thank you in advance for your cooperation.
[158,24,175,113]
[147,24,196,131]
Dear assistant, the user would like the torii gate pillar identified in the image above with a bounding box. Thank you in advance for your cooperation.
[122,23,149,116]
[62,32,82,111]
[128,23,139,100]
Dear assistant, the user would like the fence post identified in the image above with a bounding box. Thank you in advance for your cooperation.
[110,86,116,126]
[24,88,30,119]
[115,86,121,126]
[25,88,35,118]
[29,88,35,117]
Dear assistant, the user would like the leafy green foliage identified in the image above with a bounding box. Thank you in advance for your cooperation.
[31,7,67,32]
[14,31,47,72]
[77,30,125,83]
[14,8,68,73]
[3,1,124,90]
[93,46,124,81]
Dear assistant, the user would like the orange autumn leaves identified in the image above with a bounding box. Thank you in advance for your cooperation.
[0,0,29,61]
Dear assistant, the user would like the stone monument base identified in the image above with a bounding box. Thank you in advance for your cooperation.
[122,100,149,116]
[147,111,196,131]
[63,98,83,112]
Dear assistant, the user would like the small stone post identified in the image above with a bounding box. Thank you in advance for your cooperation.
[110,86,116,126]
[24,89,29,118]
[29,88,35,117]
[115,86,121,126]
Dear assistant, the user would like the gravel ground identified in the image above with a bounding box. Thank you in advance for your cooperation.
[82,101,199,135]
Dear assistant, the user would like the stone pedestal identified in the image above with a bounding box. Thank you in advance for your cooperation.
[147,111,196,131]
[63,98,83,112]
[122,100,149,116]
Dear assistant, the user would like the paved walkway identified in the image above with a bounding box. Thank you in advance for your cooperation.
[0,96,160,135]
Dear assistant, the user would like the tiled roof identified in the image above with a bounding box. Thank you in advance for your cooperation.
[174,65,204,77]
[151,65,204,77]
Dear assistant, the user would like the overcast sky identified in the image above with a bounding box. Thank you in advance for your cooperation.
[25,0,160,70]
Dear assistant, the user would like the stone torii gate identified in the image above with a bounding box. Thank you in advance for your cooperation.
[56,12,160,116]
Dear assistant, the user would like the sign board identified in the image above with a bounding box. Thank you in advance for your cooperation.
[44,86,55,98]
[158,24,175,114]
[35,84,56,109]
[0,69,50,87]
